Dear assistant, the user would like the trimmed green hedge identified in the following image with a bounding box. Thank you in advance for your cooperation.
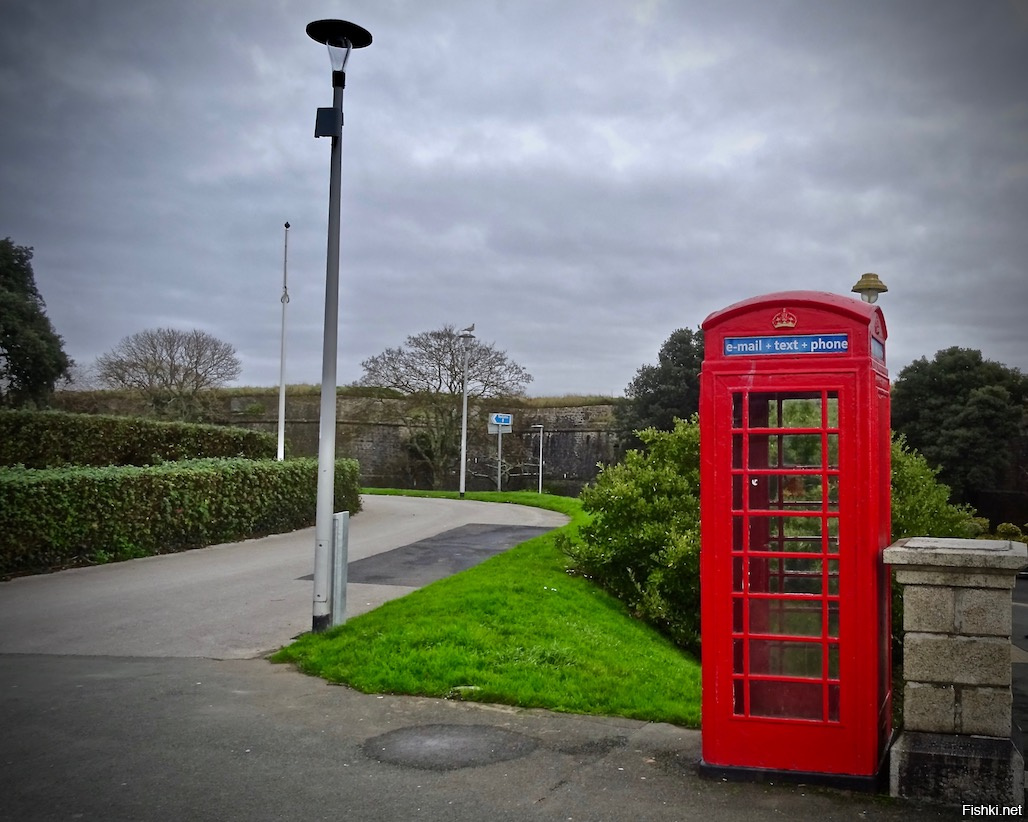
[0,409,277,468]
[0,458,361,577]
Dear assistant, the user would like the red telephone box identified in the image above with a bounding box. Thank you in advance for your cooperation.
[699,291,891,787]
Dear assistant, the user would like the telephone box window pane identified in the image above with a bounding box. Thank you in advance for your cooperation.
[748,639,822,678]
[747,556,771,595]
[732,556,744,591]
[749,680,823,720]
[764,474,832,507]
[828,645,840,678]
[733,517,744,551]
[827,559,840,593]
[732,434,743,469]
[732,394,744,427]
[828,602,840,638]
[767,557,823,594]
[733,679,745,715]
[826,517,840,553]
[748,434,770,469]
[766,434,824,468]
[755,598,823,637]
[824,394,839,428]
[825,476,839,505]
[733,597,744,632]
[751,516,827,554]
[826,434,839,467]
[777,398,824,429]
[733,639,745,673]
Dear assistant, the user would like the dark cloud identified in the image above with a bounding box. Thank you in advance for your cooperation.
[1,0,1026,396]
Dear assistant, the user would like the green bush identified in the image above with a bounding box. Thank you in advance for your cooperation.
[561,419,978,656]
[0,409,277,468]
[890,434,979,541]
[0,458,361,577]
[559,418,702,654]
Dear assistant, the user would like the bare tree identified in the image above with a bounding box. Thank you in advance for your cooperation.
[358,326,532,488]
[94,328,242,419]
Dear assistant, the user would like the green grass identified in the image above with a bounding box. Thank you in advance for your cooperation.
[271,490,702,727]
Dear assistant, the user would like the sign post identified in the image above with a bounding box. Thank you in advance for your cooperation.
[487,413,513,491]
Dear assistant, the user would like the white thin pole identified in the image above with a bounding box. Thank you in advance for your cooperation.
[313,74,345,633]
[497,428,503,491]
[277,222,290,462]
[459,339,471,499]
[533,423,544,493]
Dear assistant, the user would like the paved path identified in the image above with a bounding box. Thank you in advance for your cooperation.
[0,495,568,659]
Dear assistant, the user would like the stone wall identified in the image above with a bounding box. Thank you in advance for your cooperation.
[53,391,625,494]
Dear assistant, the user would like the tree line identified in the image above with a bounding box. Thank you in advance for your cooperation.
[4,234,1024,524]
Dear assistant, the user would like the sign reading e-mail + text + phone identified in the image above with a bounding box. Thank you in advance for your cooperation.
[723,333,849,356]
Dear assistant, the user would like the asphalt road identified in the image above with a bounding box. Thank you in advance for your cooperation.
[0,497,954,821]
[0,495,568,659]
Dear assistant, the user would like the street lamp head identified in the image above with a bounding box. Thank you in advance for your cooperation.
[851,272,888,304]
[307,19,372,72]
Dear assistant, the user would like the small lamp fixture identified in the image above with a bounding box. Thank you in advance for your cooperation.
[306,19,373,72]
[851,272,888,304]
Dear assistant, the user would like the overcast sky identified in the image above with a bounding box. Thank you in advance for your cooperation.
[2,0,1026,397]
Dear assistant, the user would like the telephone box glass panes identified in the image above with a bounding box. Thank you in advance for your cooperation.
[748,515,838,553]
[765,557,823,594]
[748,474,839,510]
[748,639,821,677]
[750,598,823,636]
[728,387,843,724]
[762,434,839,468]
[746,393,839,429]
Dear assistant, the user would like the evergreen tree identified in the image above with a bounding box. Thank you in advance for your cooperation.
[616,327,704,438]
[0,238,72,407]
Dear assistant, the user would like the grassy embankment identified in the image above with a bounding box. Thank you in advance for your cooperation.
[272,489,702,727]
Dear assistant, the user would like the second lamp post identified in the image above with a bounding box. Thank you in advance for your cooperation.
[307,18,372,633]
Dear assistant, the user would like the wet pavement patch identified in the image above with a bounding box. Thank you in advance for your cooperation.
[363,723,538,770]
[346,523,552,587]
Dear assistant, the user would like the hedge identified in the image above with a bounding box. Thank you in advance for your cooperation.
[0,409,277,468]
[0,458,361,577]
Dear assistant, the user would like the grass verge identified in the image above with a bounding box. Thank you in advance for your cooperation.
[271,490,701,727]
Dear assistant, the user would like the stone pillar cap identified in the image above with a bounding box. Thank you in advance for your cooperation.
[884,537,1027,572]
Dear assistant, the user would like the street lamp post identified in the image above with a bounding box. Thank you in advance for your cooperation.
[458,324,475,499]
[531,423,544,493]
[276,221,290,462]
[307,18,372,633]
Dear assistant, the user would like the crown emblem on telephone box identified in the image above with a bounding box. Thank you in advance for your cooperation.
[771,308,798,329]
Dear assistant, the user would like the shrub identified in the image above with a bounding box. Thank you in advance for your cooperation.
[559,418,702,654]
[561,420,978,656]
[0,409,277,468]
[890,434,979,541]
[0,458,361,577]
